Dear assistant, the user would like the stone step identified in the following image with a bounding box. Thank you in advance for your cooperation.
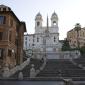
[37,59,85,78]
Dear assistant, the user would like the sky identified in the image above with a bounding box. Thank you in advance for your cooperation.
[0,0,85,40]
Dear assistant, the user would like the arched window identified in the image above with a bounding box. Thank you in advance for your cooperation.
[53,21,56,25]
[54,36,56,42]
[37,21,40,26]
[37,37,39,42]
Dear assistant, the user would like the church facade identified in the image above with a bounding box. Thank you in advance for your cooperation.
[24,12,61,52]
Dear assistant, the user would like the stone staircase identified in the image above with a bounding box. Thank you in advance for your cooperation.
[11,55,85,81]
[74,55,85,67]
[36,59,85,78]
[11,58,43,79]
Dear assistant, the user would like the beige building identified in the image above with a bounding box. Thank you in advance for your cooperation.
[0,5,26,70]
[67,23,85,48]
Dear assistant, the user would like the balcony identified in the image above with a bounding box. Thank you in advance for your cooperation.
[0,40,9,47]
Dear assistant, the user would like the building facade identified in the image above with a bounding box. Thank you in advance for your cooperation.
[0,5,26,69]
[67,23,85,48]
[24,12,61,52]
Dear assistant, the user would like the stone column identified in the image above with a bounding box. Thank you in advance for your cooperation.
[20,49,23,64]
[3,64,10,78]
[3,48,10,78]
[30,64,36,78]
[18,71,23,80]
[64,79,74,85]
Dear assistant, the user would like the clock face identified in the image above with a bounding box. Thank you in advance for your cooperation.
[26,49,33,57]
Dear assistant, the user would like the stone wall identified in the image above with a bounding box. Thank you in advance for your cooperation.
[30,50,80,59]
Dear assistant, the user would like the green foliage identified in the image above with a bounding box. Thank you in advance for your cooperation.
[79,45,85,55]
[62,39,71,51]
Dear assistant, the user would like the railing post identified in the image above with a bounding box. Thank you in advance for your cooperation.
[30,64,36,78]
[18,71,23,80]
[3,64,10,78]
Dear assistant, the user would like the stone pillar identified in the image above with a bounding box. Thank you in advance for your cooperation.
[64,79,74,85]
[3,48,7,66]
[30,64,36,78]
[3,48,10,78]
[18,71,23,80]
[3,64,10,78]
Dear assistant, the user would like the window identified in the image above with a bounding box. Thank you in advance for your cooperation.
[29,44,30,47]
[37,22,40,26]
[15,38,18,46]
[54,36,56,42]
[0,48,3,59]
[0,32,3,40]
[25,41,27,46]
[53,21,56,25]
[32,44,35,46]
[9,31,11,41]
[0,16,6,24]
[37,37,39,42]
[3,8,6,11]
[8,50,11,57]
[25,37,27,40]
[33,39,34,42]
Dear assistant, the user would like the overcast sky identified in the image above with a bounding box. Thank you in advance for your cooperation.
[0,0,85,40]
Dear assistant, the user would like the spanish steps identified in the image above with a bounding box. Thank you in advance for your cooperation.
[36,59,85,78]
[11,58,43,79]
[11,54,85,81]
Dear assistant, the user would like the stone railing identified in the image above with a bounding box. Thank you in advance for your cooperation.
[30,50,80,59]
[3,58,30,78]
[30,57,46,78]
[46,50,80,59]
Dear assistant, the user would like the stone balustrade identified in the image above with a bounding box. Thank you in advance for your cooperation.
[30,57,46,78]
[3,58,30,78]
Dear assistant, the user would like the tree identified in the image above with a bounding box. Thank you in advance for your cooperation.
[80,45,85,55]
[62,39,71,51]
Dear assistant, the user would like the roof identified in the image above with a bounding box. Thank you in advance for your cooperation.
[0,4,20,23]
[68,27,85,33]
[0,4,10,8]
[52,12,57,16]
[36,12,42,17]
[35,12,42,20]
[51,11,58,19]
[0,4,11,11]
[0,4,27,32]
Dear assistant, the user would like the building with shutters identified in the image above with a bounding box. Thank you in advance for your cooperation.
[0,5,26,69]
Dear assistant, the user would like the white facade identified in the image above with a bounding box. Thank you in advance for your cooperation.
[24,12,61,52]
